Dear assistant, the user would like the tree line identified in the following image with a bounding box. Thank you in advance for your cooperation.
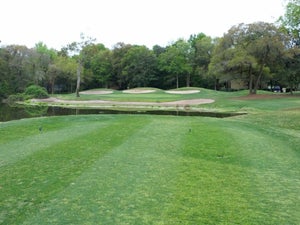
[0,0,300,98]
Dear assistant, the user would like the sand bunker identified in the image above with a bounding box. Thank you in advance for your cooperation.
[31,97,214,106]
[80,90,113,94]
[165,90,200,94]
[123,89,156,94]
[80,89,200,94]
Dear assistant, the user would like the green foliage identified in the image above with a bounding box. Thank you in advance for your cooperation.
[0,27,299,96]
[111,43,133,89]
[121,45,158,88]
[278,0,300,91]
[0,49,11,98]
[88,45,112,88]
[279,0,300,40]
[189,33,214,75]
[209,22,289,94]
[158,39,193,88]
[24,85,49,99]
[0,81,10,98]
[6,93,26,103]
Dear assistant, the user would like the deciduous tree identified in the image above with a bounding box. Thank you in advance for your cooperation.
[63,33,96,97]
[189,33,214,87]
[209,22,288,94]
[158,39,193,88]
[111,43,132,89]
[121,45,157,88]
[278,0,300,92]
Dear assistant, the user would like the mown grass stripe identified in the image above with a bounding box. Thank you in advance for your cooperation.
[0,115,151,225]
[222,120,300,224]
[0,121,112,167]
[1,114,299,224]
[20,116,189,224]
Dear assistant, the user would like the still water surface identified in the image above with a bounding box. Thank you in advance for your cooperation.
[0,103,244,122]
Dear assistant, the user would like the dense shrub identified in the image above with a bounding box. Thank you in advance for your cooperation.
[0,82,11,99]
[7,93,26,103]
[24,85,49,99]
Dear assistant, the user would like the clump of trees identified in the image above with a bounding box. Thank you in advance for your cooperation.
[0,0,299,98]
[209,22,291,94]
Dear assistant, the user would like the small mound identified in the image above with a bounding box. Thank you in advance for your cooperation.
[165,90,200,94]
[123,89,156,94]
[80,90,113,95]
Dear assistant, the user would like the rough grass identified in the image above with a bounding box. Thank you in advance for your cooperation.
[1,90,300,224]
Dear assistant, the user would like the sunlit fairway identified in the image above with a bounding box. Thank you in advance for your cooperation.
[0,90,300,224]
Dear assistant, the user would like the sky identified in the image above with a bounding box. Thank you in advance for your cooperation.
[0,0,286,50]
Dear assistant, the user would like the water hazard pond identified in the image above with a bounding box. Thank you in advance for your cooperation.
[0,103,245,122]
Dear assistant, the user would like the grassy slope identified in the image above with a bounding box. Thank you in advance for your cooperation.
[1,104,299,224]
[52,89,300,113]
[54,87,206,103]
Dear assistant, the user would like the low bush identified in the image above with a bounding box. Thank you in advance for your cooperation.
[7,93,26,103]
[24,85,49,99]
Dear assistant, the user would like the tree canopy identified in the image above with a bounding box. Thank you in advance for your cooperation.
[209,22,290,94]
[1,3,300,97]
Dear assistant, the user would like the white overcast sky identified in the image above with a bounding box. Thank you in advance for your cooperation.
[0,0,285,49]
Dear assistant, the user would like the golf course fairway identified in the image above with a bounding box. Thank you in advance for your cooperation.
[1,109,299,224]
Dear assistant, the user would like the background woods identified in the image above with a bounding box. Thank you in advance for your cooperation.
[1,0,300,97]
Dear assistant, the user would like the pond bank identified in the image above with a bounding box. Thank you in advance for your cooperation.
[30,97,215,107]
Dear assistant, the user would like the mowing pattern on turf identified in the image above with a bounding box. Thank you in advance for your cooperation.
[0,115,299,224]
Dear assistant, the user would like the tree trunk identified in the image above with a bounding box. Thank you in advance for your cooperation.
[186,74,190,87]
[248,64,253,95]
[289,81,294,95]
[176,74,179,89]
[253,64,264,94]
[252,46,269,94]
[249,75,254,94]
[51,79,55,95]
[75,63,81,97]
[215,78,219,91]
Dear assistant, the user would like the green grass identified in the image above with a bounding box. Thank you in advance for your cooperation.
[53,88,300,112]
[54,87,207,102]
[1,90,300,224]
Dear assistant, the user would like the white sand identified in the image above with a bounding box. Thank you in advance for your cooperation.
[122,89,156,94]
[80,90,113,94]
[165,90,200,94]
